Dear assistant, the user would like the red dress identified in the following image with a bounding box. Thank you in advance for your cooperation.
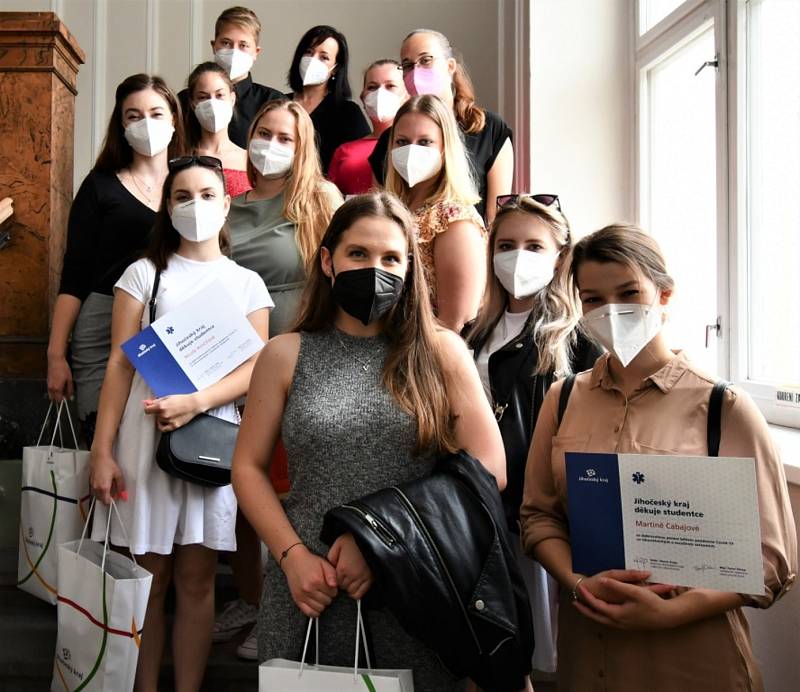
[328,138,379,195]
[223,168,253,198]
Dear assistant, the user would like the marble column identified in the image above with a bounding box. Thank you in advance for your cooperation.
[0,12,84,455]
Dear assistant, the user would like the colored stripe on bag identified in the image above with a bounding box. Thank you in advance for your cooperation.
[17,470,59,587]
[361,674,377,691]
[18,524,57,594]
[72,570,107,691]
[57,594,144,640]
[21,485,79,503]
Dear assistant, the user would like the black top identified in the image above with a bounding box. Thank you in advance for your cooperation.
[368,109,512,220]
[293,91,370,173]
[179,74,284,149]
[470,321,602,532]
[59,170,156,300]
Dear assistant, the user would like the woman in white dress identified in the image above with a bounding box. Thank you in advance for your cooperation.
[89,155,271,691]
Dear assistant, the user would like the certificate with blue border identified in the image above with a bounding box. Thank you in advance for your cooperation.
[566,452,764,594]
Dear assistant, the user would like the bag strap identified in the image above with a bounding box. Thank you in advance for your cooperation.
[300,600,371,679]
[557,374,577,429]
[149,269,162,324]
[707,380,729,457]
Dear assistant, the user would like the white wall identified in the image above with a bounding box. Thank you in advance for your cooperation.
[0,0,501,185]
[530,0,634,237]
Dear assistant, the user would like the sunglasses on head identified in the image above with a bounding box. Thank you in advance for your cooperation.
[496,193,561,212]
[168,155,224,172]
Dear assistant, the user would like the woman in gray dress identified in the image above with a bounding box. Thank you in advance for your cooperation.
[232,192,506,691]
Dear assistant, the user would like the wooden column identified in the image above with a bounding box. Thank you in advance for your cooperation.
[0,12,85,378]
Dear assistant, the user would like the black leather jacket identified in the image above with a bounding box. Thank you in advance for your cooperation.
[470,318,602,532]
[321,451,534,692]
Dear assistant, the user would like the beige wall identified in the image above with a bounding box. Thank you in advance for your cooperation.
[1,0,501,184]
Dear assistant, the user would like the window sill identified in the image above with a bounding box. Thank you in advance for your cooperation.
[769,424,800,486]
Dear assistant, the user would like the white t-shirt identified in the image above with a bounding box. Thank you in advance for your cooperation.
[476,309,533,399]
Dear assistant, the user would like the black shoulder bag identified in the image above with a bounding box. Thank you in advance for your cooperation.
[557,374,730,454]
[148,269,238,487]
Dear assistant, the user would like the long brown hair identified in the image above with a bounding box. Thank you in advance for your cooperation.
[384,95,479,207]
[293,192,457,454]
[246,100,340,269]
[403,29,486,135]
[468,197,579,375]
[184,62,236,150]
[93,74,185,173]
[145,160,230,272]
[569,223,675,295]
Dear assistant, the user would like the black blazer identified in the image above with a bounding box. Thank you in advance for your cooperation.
[470,318,602,532]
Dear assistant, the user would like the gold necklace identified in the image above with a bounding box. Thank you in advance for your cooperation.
[127,169,157,206]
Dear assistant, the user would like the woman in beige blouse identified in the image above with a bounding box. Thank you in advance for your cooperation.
[520,224,797,692]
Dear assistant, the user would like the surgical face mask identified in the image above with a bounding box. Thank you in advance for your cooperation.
[580,298,664,367]
[194,98,234,133]
[248,138,294,177]
[363,88,402,123]
[299,55,331,86]
[331,266,405,326]
[170,199,226,243]
[123,117,174,157]
[493,249,557,299]
[403,66,450,98]
[214,48,254,81]
[391,144,442,188]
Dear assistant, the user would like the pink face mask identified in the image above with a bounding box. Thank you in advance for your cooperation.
[403,66,450,98]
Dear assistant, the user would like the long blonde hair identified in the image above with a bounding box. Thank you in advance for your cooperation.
[384,94,479,208]
[246,99,340,269]
[293,192,457,454]
[468,197,579,375]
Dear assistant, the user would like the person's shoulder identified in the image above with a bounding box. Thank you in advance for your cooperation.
[434,328,472,367]
[259,332,301,367]
[250,82,284,101]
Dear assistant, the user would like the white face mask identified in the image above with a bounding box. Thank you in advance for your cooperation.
[248,138,295,177]
[123,117,174,157]
[299,55,331,86]
[391,144,442,188]
[580,298,664,367]
[194,98,233,133]
[170,199,226,243]
[363,87,402,123]
[214,48,254,81]
[493,249,557,299]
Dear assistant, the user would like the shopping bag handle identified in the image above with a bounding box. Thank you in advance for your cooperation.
[36,399,80,454]
[77,496,139,572]
[299,599,372,681]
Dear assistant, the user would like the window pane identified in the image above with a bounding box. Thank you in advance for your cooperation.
[747,0,800,385]
[639,0,688,34]
[643,26,717,372]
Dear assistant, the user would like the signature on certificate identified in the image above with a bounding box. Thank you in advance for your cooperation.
[693,563,716,573]
[633,557,649,570]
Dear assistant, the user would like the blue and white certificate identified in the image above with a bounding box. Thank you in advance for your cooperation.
[121,279,264,397]
[566,452,764,594]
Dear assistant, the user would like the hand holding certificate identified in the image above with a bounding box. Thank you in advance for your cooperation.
[566,452,764,594]
[121,279,264,397]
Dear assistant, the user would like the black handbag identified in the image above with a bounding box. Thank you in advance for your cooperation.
[147,269,237,487]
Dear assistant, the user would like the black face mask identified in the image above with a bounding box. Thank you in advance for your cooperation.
[331,267,405,326]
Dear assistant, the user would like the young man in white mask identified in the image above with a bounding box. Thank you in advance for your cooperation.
[467,194,601,680]
[179,6,282,149]
[520,223,797,692]
[286,25,370,172]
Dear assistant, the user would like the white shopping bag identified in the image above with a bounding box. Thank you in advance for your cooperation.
[259,601,414,691]
[51,499,152,692]
[18,401,91,604]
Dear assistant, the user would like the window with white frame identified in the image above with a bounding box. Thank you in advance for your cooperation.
[635,0,800,428]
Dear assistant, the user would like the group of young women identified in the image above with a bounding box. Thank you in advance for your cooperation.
[44,5,796,692]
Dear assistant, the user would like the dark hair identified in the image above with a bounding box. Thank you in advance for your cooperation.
[184,62,237,149]
[145,160,230,272]
[93,74,185,173]
[287,25,353,102]
[293,192,457,454]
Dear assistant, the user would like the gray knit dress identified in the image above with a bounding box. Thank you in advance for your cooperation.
[257,328,461,691]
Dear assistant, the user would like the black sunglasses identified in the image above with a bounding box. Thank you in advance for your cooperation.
[168,155,223,172]
[496,193,561,212]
